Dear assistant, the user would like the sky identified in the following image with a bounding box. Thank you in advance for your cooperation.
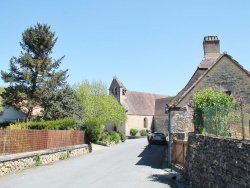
[0,1,250,96]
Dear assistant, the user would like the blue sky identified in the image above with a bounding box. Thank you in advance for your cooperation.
[0,1,250,96]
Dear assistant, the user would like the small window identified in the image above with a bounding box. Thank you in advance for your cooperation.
[114,87,117,95]
[122,89,126,95]
[144,117,148,128]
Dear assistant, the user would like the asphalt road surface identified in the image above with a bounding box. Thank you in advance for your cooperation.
[0,138,185,188]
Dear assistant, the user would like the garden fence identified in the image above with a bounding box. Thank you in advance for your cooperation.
[202,103,250,139]
[0,130,85,155]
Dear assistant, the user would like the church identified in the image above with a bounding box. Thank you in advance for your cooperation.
[109,76,172,136]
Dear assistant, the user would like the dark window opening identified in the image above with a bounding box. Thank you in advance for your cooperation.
[114,88,117,95]
[144,117,148,128]
[122,89,126,95]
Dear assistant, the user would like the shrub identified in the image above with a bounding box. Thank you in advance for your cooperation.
[139,129,147,136]
[9,118,77,130]
[130,128,138,136]
[108,131,120,144]
[82,119,104,143]
[117,131,126,142]
[100,131,121,144]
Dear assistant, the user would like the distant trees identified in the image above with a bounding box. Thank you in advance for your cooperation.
[1,23,68,120]
[75,80,127,126]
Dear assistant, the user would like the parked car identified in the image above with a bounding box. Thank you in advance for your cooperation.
[151,132,167,145]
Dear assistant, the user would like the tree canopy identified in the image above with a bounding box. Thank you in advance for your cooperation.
[41,85,84,121]
[1,23,68,119]
[75,80,126,126]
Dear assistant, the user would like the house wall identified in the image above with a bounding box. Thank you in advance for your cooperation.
[0,106,26,123]
[153,116,168,135]
[174,56,250,134]
[125,115,153,136]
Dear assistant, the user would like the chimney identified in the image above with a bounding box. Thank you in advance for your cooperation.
[203,36,220,56]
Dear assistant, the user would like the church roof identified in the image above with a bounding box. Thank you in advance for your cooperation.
[120,90,168,115]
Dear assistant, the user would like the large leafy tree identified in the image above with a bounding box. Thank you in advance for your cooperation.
[75,80,126,126]
[1,23,68,119]
[41,85,83,121]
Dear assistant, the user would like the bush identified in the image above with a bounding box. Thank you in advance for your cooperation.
[82,119,104,143]
[9,118,77,130]
[0,121,11,129]
[117,131,126,142]
[108,131,120,144]
[130,128,138,136]
[139,129,147,136]
[100,131,121,144]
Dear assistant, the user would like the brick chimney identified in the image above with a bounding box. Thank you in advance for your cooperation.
[203,36,220,56]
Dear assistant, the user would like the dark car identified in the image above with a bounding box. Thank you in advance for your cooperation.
[151,132,167,145]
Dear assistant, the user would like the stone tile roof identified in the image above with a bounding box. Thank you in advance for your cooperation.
[109,76,127,91]
[120,91,168,115]
[154,97,173,116]
[168,52,250,107]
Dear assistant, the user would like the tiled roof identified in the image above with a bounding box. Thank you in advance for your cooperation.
[168,52,250,107]
[154,97,173,116]
[121,91,168,115]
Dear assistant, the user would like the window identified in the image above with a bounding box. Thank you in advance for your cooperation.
[122,89,126,95]
[114,87,117,95]
[144,117,148,128]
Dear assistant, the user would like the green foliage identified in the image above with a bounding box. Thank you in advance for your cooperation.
[193,89,236,133]
[1,23,68,120]
[130,128,138,136]
[99,131,121,144]
[108,131,120,144]
[9,118,77,130]
[75,80,126,126]
[117,131,126,142]
[0,122,11,129]
[139,129,148,136]
[82,119,104,143]
[0,87,4,114]
[41,85,83,121]
[202,103,242,136]
[33,155,41,166]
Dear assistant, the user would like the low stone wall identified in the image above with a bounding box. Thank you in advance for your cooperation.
[184,134,250,188]
[0,144,90,176]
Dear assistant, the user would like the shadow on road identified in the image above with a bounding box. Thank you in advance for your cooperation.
[135,143,166,169]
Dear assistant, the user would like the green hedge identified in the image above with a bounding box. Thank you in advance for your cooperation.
[9,118,77,130]
[130,128,138,136]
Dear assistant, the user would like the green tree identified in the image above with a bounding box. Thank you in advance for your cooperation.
[192,89,236,133]
[1,23,68,120]
[75,80,126,126]
[40,85,84,121]
[0,87,4,114]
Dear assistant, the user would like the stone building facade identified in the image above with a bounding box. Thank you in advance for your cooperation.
[168,36,250,138]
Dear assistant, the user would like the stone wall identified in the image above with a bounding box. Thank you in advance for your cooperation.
[153,116,168,134]
[184,134,250,187]
[0,144,90,176]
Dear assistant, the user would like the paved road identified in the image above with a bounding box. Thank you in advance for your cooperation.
[0,138,184,188]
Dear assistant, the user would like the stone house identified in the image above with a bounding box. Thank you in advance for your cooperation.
[167,36,250,138]
[109,76,172,136]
